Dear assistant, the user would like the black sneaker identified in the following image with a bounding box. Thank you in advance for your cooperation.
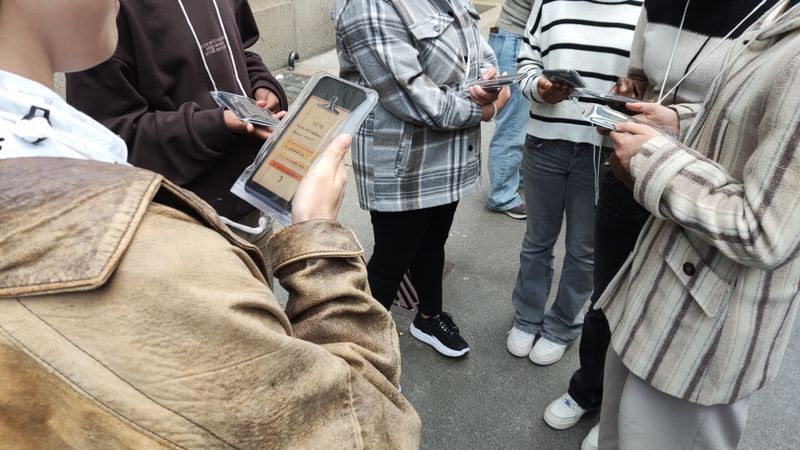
[410,312,470,357]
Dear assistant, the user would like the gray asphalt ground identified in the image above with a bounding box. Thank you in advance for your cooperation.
[279,7,800,449]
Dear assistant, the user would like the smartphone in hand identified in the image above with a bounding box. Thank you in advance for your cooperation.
[541,69,586,88]
[211,91,281,127]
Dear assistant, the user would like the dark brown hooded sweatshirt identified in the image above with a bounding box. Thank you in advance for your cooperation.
[66,0,288,219]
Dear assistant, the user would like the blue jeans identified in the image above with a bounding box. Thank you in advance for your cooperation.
[511,135,607,344]
[486,28,527,211]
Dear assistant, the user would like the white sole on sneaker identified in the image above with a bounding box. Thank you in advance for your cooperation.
[410,323,469,358]
[506,330,535,357]
[529,350,565,366]
[543,406,582,430]
[504,210,526,220]
[507,343,531,358]
[529,340,567,366]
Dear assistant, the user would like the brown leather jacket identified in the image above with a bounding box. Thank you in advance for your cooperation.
[0,158,420,449]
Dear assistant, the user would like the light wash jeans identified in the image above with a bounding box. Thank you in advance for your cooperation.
[486,28,527,211]
[511,135,606,344]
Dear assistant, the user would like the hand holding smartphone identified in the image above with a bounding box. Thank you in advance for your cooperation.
[211,91,281,127]
[582,104,677,138]
[541,70,640,111]
[466,73,525,91]
[541,69,586,88]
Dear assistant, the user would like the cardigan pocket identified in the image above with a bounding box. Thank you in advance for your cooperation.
[663,235,735,318]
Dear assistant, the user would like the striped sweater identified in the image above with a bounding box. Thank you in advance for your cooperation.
[597,1,800,405]
[629,0,780,105]
[516,0,643,146]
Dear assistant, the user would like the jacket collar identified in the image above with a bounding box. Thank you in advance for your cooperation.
[0,157,267,298]
[0,158,160,298]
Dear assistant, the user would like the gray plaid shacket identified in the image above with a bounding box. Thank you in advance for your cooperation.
[334,0,496,211]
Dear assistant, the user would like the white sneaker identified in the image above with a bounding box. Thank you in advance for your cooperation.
[506,328,535,357]
[543,393,587,430]
[581,424,599,450]
[529,336,567,365]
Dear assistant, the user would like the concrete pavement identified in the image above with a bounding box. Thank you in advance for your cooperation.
[278,7,800,450]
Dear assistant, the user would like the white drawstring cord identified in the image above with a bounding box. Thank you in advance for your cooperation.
[211,0,248,96]
[659,0,769,103]
[221,214,271,234]
[177,0,219,92]
[658,0,692,104]
[177,0,250,97]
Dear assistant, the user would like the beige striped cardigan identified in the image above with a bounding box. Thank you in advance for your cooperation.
[598,3,800,405]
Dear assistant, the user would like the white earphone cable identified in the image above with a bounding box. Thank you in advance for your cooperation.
[659,0,769,102]
[657,0,692,104]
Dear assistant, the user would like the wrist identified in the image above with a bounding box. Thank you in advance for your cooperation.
[482,103,497,122]
[530,76,546,103]
[194,108,242,150]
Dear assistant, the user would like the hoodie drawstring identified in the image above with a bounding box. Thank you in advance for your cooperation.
[176,0,248,97]
[210,0,248,96]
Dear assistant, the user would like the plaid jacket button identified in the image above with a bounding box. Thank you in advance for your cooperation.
[682,262,696,276]
[468,145,474,152]
[433,25,440,32]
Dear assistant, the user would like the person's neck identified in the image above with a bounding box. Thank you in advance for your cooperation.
[0,16,55,89]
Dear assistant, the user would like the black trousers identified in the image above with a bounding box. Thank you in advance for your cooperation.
[367,202,459,315]
[568,164,650,410]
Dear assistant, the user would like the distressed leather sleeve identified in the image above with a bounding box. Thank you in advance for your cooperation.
[270,220,400,382]
[269,220,421,448]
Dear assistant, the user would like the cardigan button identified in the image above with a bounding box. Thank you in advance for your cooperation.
[447,10,454,17]
[433,25,441,32]
[682,263,696,277]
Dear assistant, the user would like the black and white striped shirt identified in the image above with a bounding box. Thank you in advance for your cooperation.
[516,0,643,145]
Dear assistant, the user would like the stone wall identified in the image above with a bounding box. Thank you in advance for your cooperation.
[247,0,337,71]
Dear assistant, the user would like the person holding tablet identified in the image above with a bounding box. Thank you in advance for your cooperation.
[66,0,288,282]
[0,0,420,446]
